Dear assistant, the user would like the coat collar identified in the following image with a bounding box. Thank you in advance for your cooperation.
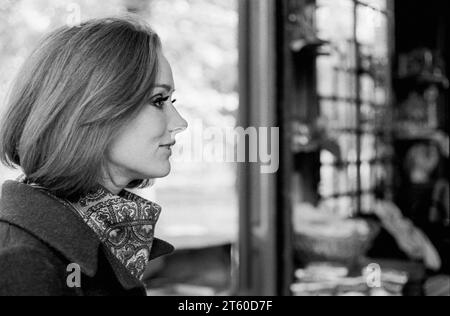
[0,180,174,290]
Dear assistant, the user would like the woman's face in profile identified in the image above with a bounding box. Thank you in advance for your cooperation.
[105,54,188,184]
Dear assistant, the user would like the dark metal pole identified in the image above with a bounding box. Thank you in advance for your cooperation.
[353,0,363,215]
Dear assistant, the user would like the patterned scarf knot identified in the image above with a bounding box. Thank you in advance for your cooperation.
[68,186,162,280]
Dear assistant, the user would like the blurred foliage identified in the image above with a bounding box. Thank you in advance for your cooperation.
[0,0,125,108]
[147,0,238,128]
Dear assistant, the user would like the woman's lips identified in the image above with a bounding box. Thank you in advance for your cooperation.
[160,141,176,148]
[160,142,175,156]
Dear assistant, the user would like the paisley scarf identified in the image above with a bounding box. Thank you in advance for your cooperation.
[66,186,162,281]
[18,174,162,281]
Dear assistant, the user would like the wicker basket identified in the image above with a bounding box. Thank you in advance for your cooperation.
[294,220,380,267]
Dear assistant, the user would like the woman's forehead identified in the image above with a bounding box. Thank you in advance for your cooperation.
[156,54,174,88]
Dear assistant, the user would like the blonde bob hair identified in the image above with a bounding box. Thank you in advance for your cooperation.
[0,17,162,200]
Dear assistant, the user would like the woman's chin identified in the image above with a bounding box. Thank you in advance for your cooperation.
[147,164,171,179]
[158,168,171,178]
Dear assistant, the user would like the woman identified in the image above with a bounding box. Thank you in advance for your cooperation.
[0,17,188,296]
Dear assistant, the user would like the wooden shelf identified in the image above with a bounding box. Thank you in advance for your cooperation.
[395,74,450,90]
[393,127,439,141]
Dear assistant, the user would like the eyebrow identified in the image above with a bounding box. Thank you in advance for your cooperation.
[153,84,175,93]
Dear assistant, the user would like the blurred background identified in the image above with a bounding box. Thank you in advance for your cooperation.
[0,0,449,296]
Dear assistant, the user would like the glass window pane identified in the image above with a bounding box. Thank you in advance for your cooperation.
[316,0,392,215]
[317,0,354,42]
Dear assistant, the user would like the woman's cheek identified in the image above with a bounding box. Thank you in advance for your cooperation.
[144,109,168,141]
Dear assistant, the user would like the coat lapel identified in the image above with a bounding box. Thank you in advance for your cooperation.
[0,180,175,289]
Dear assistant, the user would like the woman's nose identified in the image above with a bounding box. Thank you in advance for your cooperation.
[169,108,188,136]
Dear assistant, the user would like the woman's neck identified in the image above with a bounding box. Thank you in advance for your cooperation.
[100,172,130,195]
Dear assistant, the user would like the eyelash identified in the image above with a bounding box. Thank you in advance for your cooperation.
[153,96,177,109]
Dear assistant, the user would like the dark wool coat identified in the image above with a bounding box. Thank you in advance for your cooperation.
[0,180,174,296]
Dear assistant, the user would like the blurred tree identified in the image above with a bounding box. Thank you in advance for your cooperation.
[146,0,239,128]
[0,0,125,107]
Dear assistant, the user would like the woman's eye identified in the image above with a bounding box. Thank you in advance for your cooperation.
[153,96,177,109]
[152,96,170,108]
